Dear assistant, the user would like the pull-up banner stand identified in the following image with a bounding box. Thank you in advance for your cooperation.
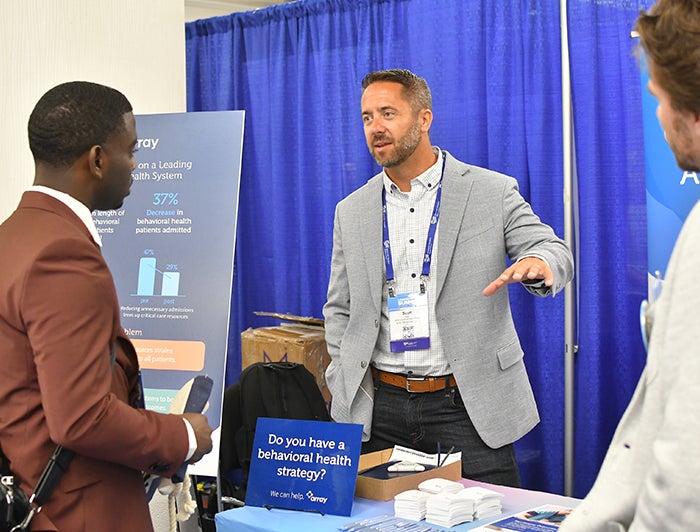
[94,111,245,476]
[641,72,700,293]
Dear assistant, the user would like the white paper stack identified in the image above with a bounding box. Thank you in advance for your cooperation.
[417,477,464,495]
[393,489,431,521]
[424,490,476,528]
[460,486,504,520]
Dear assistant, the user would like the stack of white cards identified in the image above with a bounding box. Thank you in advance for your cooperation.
[394,479,504,528]
[461,486,504,520]
[393,489,431,521]
[424,489,476,527]
[417,478,465,495]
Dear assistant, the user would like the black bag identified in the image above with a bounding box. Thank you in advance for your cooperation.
[0,476,30,532]
[219,362,331,502]
[1,445,73,532]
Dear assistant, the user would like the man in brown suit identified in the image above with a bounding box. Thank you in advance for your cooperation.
[0,81,213,531]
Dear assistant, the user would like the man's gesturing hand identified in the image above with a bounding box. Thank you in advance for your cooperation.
[482,257,553,296]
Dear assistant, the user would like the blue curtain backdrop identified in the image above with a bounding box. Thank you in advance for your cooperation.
[567,0,653,496]
[186,0,650,496]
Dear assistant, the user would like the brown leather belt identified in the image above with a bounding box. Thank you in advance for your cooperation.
[371,366,457,393]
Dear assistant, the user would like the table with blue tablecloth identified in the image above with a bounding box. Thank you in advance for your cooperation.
[214,478,580,531]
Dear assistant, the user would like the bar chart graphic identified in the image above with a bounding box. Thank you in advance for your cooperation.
[135,252,183,297]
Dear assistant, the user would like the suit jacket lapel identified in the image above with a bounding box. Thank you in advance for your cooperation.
[358,176,385,314]
[357,155,473,308]
[435,153,473,301]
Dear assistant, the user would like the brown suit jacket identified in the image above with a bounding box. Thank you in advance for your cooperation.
[0,191,188,531]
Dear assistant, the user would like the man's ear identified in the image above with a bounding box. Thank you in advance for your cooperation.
[690,110,700,144]
[420,108,433,133]
[88,145,104,177]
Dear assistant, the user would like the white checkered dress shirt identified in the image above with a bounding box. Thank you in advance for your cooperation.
[372,149,451,377]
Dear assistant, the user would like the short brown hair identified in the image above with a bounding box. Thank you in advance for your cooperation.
[361,69,432,113]
[635,0,700,115]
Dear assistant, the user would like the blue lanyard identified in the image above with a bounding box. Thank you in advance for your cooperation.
[382,155,445,297]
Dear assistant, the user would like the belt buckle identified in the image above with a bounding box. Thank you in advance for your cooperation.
[405,376,426,392]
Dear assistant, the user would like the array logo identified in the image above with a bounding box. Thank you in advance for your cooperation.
[306,491,328,504]
[680,171,700,185]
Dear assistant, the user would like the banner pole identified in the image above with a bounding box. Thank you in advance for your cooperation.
[560,0,577,498]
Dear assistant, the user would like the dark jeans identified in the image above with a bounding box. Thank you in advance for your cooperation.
[362,378,521,488]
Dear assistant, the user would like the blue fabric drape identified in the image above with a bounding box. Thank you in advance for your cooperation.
[567,0,653,497]
[186,0,650,496]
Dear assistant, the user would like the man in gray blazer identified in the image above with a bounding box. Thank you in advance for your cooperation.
[323,69,573,486]
[561,1,700,529]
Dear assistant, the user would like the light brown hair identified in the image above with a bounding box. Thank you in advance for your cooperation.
[635,0,700,115]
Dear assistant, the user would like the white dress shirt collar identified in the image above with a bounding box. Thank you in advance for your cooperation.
[381,146,443,193]
[28,185,102,247]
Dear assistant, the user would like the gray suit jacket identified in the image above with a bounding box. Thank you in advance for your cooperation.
[323,151,573,447]
[560,201,700,531]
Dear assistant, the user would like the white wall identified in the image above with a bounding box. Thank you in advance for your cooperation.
[185,0,285,22]
[186,3,237,22]
[0,0,186,223]
[0,2,199,530]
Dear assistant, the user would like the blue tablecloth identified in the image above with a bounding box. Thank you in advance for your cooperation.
[215,479,580,531]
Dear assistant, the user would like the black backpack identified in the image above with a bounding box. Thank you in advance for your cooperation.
[219,362,331,502]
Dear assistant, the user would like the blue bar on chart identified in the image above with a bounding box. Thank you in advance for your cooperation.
[137,257,157,296]
[162,272,181,297]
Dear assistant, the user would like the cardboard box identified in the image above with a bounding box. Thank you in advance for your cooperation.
[355,448,462,501]
[240,312,331,404]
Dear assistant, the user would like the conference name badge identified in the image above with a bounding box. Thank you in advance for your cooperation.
[388,292,430,352]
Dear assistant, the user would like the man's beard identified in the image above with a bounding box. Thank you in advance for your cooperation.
[372,120,422,168]
[668,114,700,172]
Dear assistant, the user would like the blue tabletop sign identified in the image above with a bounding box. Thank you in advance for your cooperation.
[245,418,363,516]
